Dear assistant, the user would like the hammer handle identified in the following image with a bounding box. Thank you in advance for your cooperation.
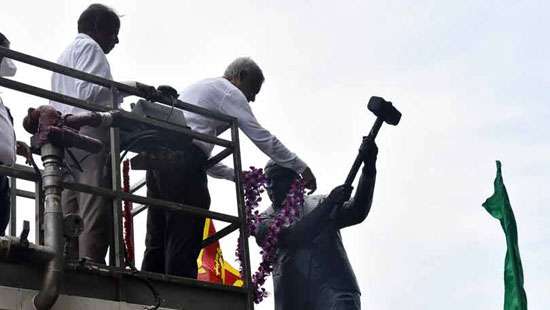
[344,118,384,187]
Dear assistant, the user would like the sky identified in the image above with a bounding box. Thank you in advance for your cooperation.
[2,1,549,309]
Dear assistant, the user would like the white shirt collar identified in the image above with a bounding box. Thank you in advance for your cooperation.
[75,33,102,50]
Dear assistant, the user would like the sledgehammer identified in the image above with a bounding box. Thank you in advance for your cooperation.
[344,96,401,187]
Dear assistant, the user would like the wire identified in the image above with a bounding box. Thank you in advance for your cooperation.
[120,132,159,161]
[165,96,177,122]
[124,248,162,309]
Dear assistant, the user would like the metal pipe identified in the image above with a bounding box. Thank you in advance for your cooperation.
[206,147,234,169]
[200,223,240,248]
[130,178,146,194]
[0,78,234,148]
[109,127,125,267]
[0,236,55,264]
[33,143,64,310]
[117,110,233,148]
[16,189,36,199]
[230,123,254,310]
[35,181,45,245]
[8,177,17,236]
[62,181,241,224]
[131,204,147,217]
[0,47,237,123]
[0,77,108,112]
[0,164,241,224]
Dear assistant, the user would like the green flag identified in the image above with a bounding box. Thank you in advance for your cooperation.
[482,161,528,310]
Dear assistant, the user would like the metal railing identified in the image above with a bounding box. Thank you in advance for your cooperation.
[0,46,253,309]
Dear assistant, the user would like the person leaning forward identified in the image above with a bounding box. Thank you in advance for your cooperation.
[141,57,317,278]
[49,4,122,264]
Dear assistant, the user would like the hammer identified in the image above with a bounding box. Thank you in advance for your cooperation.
[344,96,401,187]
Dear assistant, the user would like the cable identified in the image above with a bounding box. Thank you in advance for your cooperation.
[165,96,177,122]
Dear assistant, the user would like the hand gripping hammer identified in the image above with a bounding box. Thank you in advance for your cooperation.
[344,96,401,187]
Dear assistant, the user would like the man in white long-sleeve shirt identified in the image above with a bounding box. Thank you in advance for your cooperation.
[0,32,18,236]
[49,4,121,264]
[0,32,32,236]
[141,57,317,278]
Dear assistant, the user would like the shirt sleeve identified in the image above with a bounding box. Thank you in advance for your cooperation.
[207,162,235,181]
[72,43,120,108]
[219,93,307,174]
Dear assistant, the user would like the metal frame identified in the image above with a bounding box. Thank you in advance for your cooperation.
[0,46,253,309]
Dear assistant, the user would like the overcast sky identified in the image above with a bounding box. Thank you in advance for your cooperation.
[2,1,549,309]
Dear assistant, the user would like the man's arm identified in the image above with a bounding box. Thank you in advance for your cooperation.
[207,162,235,181]
[219,97,317,192]
[72,43,120,107]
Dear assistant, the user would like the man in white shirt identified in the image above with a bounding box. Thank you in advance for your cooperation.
[49,4,121,264]
[141,57,317,278]
[0,32,32,236]
[0,32,18,236]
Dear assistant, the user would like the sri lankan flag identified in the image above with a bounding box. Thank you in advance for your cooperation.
[197,218,243,287]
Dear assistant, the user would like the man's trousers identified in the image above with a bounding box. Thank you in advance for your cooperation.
[61,127,113,264]
[141,145,210,278]
[0,175,10,236]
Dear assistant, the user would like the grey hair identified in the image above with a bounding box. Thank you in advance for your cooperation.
[223,57,264,82]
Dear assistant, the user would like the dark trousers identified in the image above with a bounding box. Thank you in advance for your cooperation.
[0,175,10,236]
[141,146,210,278]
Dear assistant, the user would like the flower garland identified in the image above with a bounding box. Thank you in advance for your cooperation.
[236,167,305,303]
[122,159,135,264]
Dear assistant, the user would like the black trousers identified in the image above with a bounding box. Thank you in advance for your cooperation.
[141,145,210,278]
[0,175,10,237]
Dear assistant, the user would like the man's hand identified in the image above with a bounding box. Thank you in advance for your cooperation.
[326,184,353,205]
[301,166,317,195]
[16,141,32,165]
[157,85,179,99]
[135,82,159,100]
[359,137,378,165]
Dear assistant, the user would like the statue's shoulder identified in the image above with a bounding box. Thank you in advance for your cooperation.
[259,205,276,219]
[305,194,326,205]
[303,194,327,214]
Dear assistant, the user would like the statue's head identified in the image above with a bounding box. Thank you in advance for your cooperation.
[264,160,299,209]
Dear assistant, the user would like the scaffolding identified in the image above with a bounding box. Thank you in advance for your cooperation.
[0,46,253,310]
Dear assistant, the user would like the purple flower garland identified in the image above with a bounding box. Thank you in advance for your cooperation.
[235,167,305,303]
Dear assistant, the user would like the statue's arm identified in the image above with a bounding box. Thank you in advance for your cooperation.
[333,166,376,229]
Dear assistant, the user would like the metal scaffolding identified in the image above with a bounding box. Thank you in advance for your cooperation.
[0,46,253,310]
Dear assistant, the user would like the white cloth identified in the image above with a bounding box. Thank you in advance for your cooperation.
[179,77,307,181]
[0,57,17,77]
[0,97,16,166]
[50,33,121,114]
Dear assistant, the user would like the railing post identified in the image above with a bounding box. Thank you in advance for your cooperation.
[8,177,17,236]
[109,91,125,268]
[231,121,254,310]
[35,180,44,245]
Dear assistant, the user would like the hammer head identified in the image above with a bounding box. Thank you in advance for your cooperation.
[367,96,401,125]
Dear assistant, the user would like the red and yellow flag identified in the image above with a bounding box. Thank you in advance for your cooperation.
[197,218,243,287]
